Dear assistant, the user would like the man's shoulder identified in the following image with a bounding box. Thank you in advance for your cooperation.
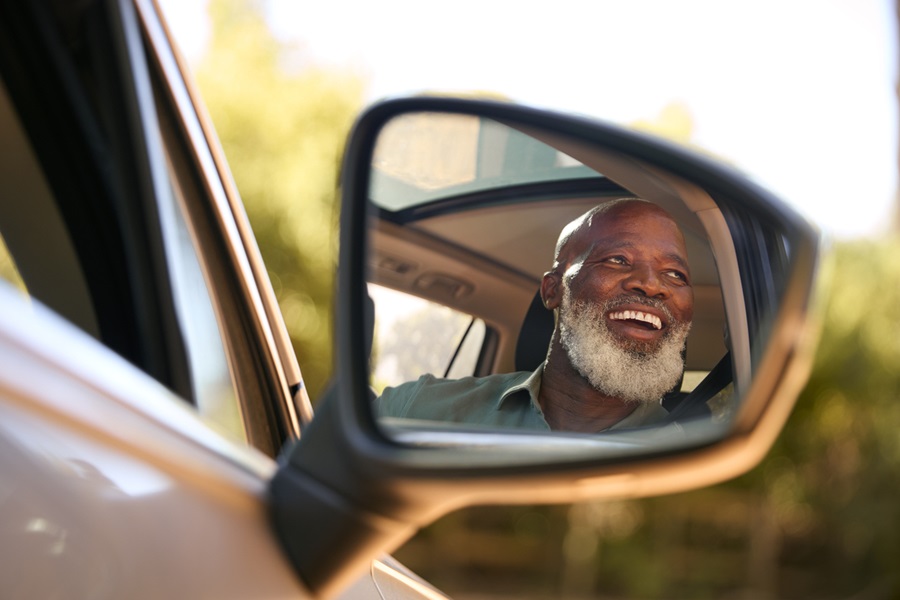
[382,370,531,400]
[420,370,530,392]
[375,371,532,419]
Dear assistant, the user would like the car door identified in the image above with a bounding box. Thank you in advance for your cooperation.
[0,0,448,597]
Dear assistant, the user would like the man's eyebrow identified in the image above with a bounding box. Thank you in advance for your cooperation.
[665,252,691,271]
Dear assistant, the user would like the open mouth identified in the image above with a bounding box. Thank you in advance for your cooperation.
[608,310,663,331]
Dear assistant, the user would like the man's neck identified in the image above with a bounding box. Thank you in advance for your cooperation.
[538,348,638,433]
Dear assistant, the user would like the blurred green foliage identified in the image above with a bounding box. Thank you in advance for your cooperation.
[194,0,363,401]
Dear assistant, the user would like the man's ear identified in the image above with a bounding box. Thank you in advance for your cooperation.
[541,271,562,310]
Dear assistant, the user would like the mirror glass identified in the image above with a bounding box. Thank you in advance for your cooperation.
[363,109,791,448]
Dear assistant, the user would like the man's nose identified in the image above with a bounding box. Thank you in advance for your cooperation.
[623,264,668,298]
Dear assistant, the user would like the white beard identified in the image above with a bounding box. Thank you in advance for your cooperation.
[558,287,691,404]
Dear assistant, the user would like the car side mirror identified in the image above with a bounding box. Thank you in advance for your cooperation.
[269,97,820,598]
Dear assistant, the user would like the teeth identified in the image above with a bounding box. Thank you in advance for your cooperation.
[610,310,662,330]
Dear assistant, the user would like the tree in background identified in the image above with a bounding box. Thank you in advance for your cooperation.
[194,0,363,401]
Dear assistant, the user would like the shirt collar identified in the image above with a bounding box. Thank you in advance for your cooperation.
[608,399,670,431]
[496,366,544,410]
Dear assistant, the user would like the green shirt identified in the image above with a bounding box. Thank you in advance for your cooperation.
[374,366,672,432]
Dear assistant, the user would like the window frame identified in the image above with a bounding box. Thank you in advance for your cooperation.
[137,0,307,453]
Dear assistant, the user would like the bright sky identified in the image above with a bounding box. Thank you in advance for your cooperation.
[160,0,898,239]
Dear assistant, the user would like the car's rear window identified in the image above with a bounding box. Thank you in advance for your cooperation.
[369,111,598,212]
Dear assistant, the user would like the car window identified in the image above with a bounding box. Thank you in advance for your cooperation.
[445,318,487,380]
[369,283,487,393]
[370,112,596,211]
[156,167,246,442]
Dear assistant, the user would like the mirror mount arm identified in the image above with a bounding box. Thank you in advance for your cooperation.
[269,394,422,599]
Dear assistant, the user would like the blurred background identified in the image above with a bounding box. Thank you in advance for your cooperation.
[159,1,900,598]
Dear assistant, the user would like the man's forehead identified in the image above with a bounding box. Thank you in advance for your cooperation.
[589,210,684,242]
[572,204,686,254]
[587,200,675,228]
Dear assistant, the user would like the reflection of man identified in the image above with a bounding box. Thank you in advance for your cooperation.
[375,198,694,433]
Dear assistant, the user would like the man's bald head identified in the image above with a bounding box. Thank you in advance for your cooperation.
[553,198,685,273]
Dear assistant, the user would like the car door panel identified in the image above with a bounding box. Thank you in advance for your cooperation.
[0,284,308,598]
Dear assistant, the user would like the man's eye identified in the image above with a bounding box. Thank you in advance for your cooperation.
[604,256,627,265]
[665,270,689,283]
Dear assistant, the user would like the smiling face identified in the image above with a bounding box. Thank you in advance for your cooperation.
[542,200,694,402]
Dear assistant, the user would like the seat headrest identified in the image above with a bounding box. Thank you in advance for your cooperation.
[515,291,555,373]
